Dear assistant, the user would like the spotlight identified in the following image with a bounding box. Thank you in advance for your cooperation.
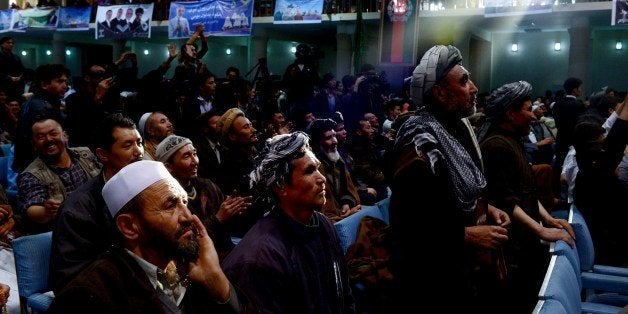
[46,50,52,56]
[143,49,149,55]
[226,48,232,55]
[554,42,561,51]
[21,51,27,56]
[290,46,297,53]
[65,49,71,56]
[511,43,518,52]
[616,41,623,50]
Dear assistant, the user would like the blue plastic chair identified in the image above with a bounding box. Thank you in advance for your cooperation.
[13,232,54,313]
[375,197,389,224]
[532,299,568,314]
[538,254,623,314]
[334,205,384,254]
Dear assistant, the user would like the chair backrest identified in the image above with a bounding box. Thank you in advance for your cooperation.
[376,197,389,224]
[532,299,568,314]
[12,232,53,298]
[334,205,384,254]
[569,205,595,271]
[538,254,582,314]
[549,239,582,287]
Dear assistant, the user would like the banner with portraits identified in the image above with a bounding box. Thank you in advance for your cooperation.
[0,9,13,33]
[11,7,58,30]
[95,4,153,39]
[612,0,628,25]
[273,0,323,24]
[484,1,552,17]
[57,6,92,31]
[168,0,253,39]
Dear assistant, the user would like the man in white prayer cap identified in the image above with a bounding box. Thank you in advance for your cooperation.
[49,160,248,313]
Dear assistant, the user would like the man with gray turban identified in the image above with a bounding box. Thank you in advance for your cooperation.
[222,132,355,313]
[389,45,510,311]
[479,81,574,313]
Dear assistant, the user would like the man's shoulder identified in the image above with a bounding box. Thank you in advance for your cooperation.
[57,176,105,217]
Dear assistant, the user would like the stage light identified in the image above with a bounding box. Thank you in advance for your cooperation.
[65,49,71,56]
[21,51,27,56]
[226,48,232,55]
[143,49,149,55]
[290,46,297,53]
[554,42,561,51]
[46,50,52,55]
[511,43,518,52]
[616,41,623,50]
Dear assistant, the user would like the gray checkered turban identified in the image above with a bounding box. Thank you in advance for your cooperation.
[250,131,311,191]
[485,81,532,119]
[411,45,463,106]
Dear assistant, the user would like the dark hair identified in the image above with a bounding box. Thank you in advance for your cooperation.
[226,67,240,77]
[135,7,144,14]
[304,118,336,147]
[196,71,216,88]
[0,37,12,45]
[93,113,137,151]
[563,77,583,94]
[34,64,70,87]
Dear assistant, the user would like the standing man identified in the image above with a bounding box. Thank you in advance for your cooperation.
[390,45,510,311]
[478,81,575,313]
[49,161,245,313]
[552,77,586,178]
[50,114,143,293]
[0,36,25,99]
[222,132,355,313]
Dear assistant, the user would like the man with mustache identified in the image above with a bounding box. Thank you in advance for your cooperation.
[389,45,510,311]
[156,134,252,260]
[49,160,245,313]
[50,114,143,293]
[222,132,355,313]
[305,118,361,222]
[17,116,100,234]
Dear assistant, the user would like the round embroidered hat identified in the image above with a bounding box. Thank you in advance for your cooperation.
[138,112,153,139]
[102,160,173,217]
[156,135,193,163]
[217,108,244,139]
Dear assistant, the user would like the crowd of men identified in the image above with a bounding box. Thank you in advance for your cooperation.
[0,32,627,312]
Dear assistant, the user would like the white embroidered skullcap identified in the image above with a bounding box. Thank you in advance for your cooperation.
[138,112,153,139]
[102,160,173,217]
[156,135,193,163]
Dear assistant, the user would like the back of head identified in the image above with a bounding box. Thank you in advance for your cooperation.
[563,77,582,95]
[410,45,462,107]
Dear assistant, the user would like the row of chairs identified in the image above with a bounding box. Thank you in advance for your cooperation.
[534,205,628,313]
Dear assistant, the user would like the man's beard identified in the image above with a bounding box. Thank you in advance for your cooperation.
[326,150,341,163]
[142,220,199,262]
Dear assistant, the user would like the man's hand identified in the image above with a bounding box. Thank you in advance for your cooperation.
[340,204,361,218]
[215,195,253,223]
[0,205,15,237]
[464,225,508,249]
[544,217,575,240]
[366,187,377,198]
[168,42,179,59]
[487,204,511,228]
[537,227,575,248]
[194,23,204,35]
[94,77,115,103]
[536,137,554,147]
[187,214,231,302]
[44,197,61,219]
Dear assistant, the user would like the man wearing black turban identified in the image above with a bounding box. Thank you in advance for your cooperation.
[389,45,510,311]
[479,81,575,313]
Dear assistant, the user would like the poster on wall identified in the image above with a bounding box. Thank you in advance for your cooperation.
[378,0,418,65]
[57,6,92,31]
[0,9,12,33]
[273,0,323,24]
[95,4,153,39]
[168,0,253,39]
[612,0,628,25]
[11,7,58,30]
[484,0,551,17]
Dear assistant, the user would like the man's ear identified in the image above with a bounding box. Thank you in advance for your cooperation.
[95,147,109,163]
[433,85,447,102]
[164,162,173,172]
[116,213,141,241]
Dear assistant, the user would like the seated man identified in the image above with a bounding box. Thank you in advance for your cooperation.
[50,114,143,293]
[305,119,361,221]
[138,111,174,160]
[18,116,100,234]
[222,132,355,313]
[156,135,251,260]
[49,161,247,313]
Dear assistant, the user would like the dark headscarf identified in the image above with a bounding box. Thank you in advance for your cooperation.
[410,45,463,107]
[477,81,532,142]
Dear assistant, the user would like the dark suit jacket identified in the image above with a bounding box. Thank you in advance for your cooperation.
[193,136,222,183]
[49,247,243,314]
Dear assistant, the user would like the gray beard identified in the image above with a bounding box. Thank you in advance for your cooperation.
[326,150,341,163]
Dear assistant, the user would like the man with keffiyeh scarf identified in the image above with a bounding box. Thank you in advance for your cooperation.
[388,45,510,312]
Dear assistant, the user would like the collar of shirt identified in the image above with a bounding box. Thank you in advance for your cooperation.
[125,249,186,306]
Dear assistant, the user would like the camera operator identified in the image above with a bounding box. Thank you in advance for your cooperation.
[355,63,389,122]
[282,43,321,120]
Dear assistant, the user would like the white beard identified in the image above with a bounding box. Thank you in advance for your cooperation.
[326,150,341,163]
